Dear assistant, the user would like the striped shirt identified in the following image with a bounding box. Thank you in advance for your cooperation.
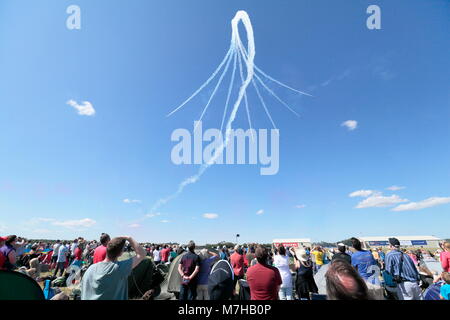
[385,250,419,282]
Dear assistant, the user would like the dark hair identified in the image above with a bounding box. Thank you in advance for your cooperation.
[255,246,268,264]
[338,245,346,253]
[188,240,195,252]
[100,233,110,245]
[278,246,286,256]
[6,235,17,245]
[325,260,371,300]
[350,237,362,251]
[250,246,255,254]
[106,237,126,260]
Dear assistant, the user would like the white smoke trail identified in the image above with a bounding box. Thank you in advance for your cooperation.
[150,11,255,214]
[220,51,238,132]
[148,11,311,215]
[167,48,233,118]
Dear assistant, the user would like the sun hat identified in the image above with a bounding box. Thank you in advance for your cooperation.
[294,248,308,262]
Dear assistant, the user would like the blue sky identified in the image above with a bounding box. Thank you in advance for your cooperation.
[0,0,449,244]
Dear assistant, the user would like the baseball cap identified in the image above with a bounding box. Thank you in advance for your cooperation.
[388,237,400,247]
[0,236,7,241]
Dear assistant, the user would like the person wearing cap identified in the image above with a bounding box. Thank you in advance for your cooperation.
[332,243,352,265]
[385,237,422,300]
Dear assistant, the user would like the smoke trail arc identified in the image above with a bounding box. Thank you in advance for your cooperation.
[148,10,310,215]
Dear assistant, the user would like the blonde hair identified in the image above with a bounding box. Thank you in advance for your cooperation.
[442,272,450,284]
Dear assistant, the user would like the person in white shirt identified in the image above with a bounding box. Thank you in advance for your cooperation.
[51,240,61,270]
[54,241,68,277]
[69,239,78,264]
[153,246,161,265]
[273,246,293,300]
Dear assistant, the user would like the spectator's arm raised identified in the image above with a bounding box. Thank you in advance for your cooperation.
[124,236,146,269]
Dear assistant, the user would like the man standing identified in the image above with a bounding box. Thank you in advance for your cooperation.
[331,243,352,265]
[160,245,170,263]
[311,246,324,274]
[230,245,245,293]
[246,246,282,300]
[378,248,386,270]
[51,240,61,270]
[81,236,145,300]
[350,237,377,281]
[54,241,68,276]
[178,241,201,300]
[69,239,78,264]
[93,233,110,264]
[153,246,161,265]
[385,237,422,300]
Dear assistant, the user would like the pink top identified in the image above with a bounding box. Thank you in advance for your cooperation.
[440,251,450,272]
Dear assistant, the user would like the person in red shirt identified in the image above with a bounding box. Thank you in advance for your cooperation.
[246,246,282,300]
[160,245,170,263]
[74,244,83,261]
[230,245,245,293]
[93,233,110,264]
[440,241,450,272]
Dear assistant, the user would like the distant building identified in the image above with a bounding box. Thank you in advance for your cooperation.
[359,235,441,249]
[272,238,312,248]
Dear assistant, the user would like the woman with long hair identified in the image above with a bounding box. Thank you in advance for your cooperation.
[290,247,318,300]
[273,246,293,300]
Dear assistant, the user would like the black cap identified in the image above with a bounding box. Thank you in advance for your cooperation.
[388,237,400,247]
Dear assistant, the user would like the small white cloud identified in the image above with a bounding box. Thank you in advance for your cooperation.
[295,204,306,209]
[123,198,141,204]
[256,209,264,215]
[386,185,405,191]
[67,100,95,116]
[349,190,374,198]
[128,223,141,228]
[160,220,170,223]
[146,212,161,218]
[355,194,408,209]
[51,218,96,229]
[341,120,358,131]
[392,197,450,212]
[36,218,56,222]
[31,229,52,234]
[203,213,219,219]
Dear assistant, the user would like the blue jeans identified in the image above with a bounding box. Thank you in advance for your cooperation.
[179,282,198,300]
[279,287,293,300]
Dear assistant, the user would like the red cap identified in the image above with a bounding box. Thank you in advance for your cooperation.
[0,236,7,241]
